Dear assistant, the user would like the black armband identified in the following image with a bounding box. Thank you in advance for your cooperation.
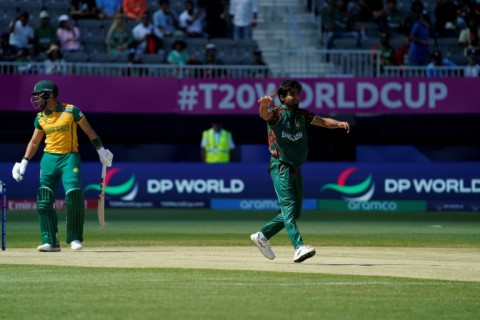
[91,137,103,149]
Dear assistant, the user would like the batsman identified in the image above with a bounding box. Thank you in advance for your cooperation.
[11,80,113,252]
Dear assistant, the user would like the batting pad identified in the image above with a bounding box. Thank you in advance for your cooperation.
[37,187,59,246]
[65,189,85,243]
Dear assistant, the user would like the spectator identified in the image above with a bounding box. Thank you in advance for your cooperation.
[229,0,258,40]
[458,16,480,56]
[425,50,457,77]
[0,32,15,61]
[166,38,188,65]
[57,15,82,52]
[8,12,34,55]
[371,31,397,74]
[464,49,480,77]
[198,0,228,38]
[326,0,362,49]
[106,13,133,59]
[434,0,460,37]
[400,0,424,36]
[15,47,37,74]
[167,37,190,76]
[395,35,410,65]
[407,10,431,66]
[70,0,100,20]
[357,0,384,22]
[201,43,225,78]
[201,117,235,163]
[153,0,181,38]
[179,0,206,38]
[131,14,163,56]
[34,11,56,54]
[248,48,269,77]
[374,0,405,35]
[44,44,67,75]
[456,3,470,31]
[97,0,122,20]
[122,0,148,21]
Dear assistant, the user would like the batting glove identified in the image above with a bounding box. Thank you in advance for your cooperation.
[12,159,28,182]
[97,147,113,167]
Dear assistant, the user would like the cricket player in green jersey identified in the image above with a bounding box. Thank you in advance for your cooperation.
[12,80,113,252]
[251,79,350,263]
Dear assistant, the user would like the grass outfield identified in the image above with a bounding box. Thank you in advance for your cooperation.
[1,209,479,320]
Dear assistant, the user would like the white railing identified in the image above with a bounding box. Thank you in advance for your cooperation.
[1,52,470,78]
[382,66,466,77]
[0,62,271,78]
[261,49,381,77]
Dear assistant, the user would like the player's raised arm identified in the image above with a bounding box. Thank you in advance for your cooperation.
[258,95,273,120]
[311,116,350,133]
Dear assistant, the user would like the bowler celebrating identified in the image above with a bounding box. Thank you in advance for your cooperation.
[12,80,113,252]
[251,79,350,263]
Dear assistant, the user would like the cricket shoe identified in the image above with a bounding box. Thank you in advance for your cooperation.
[70,240,83,251]
[293,245,316,263]
[37,243,61,252]
[250,232,275,260]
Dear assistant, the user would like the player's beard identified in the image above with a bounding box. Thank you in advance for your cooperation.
[285,99,299,110]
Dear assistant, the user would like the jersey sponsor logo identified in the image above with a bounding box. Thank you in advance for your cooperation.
[281,131,303,141]
[44,124,69,135]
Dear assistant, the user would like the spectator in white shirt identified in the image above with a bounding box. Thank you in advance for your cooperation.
[8,12,34,54]
[179,0,206,38]
[229,0,257,40]
[132,14,163,57]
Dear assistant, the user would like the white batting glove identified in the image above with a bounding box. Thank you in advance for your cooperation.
[97,147,113,167]
[12,159,28,182]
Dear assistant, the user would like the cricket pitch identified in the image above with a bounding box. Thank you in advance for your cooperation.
[1,246,479,282]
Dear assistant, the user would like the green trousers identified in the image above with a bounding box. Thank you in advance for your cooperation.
[38,153,85,245]
[260,158,304,249]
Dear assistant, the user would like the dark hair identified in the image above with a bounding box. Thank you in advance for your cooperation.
[277,80,302,102]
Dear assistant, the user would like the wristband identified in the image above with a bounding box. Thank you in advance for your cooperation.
[91,137,103,149]
[23,157,30,161]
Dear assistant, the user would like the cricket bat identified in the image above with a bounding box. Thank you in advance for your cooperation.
[97,164,106,229]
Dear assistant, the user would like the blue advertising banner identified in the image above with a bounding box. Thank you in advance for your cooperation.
[1,162,479,211]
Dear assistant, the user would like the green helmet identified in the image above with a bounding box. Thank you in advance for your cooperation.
[32,80,59,96]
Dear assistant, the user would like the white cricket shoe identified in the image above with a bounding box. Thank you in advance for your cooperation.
[37,243,61,252]
[70,240,83,251]
[293,245,316,263]
[250,232,275,260]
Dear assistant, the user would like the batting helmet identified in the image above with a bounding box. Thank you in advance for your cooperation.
[32,80,59,96]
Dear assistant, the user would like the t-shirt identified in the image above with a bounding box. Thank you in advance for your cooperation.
[34,103,84,154]
[266,104,315,167]
[9,20,34,48]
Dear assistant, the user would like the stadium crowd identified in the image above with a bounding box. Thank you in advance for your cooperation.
[323,0,480,76]
[1,0,479,77]
[0,0,263,73]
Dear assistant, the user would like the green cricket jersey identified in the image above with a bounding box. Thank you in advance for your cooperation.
[266,104,316,167]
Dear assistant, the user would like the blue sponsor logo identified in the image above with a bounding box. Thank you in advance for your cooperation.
[211,199,317,210]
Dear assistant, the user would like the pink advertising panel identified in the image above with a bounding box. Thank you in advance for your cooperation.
[1,75,479,114]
